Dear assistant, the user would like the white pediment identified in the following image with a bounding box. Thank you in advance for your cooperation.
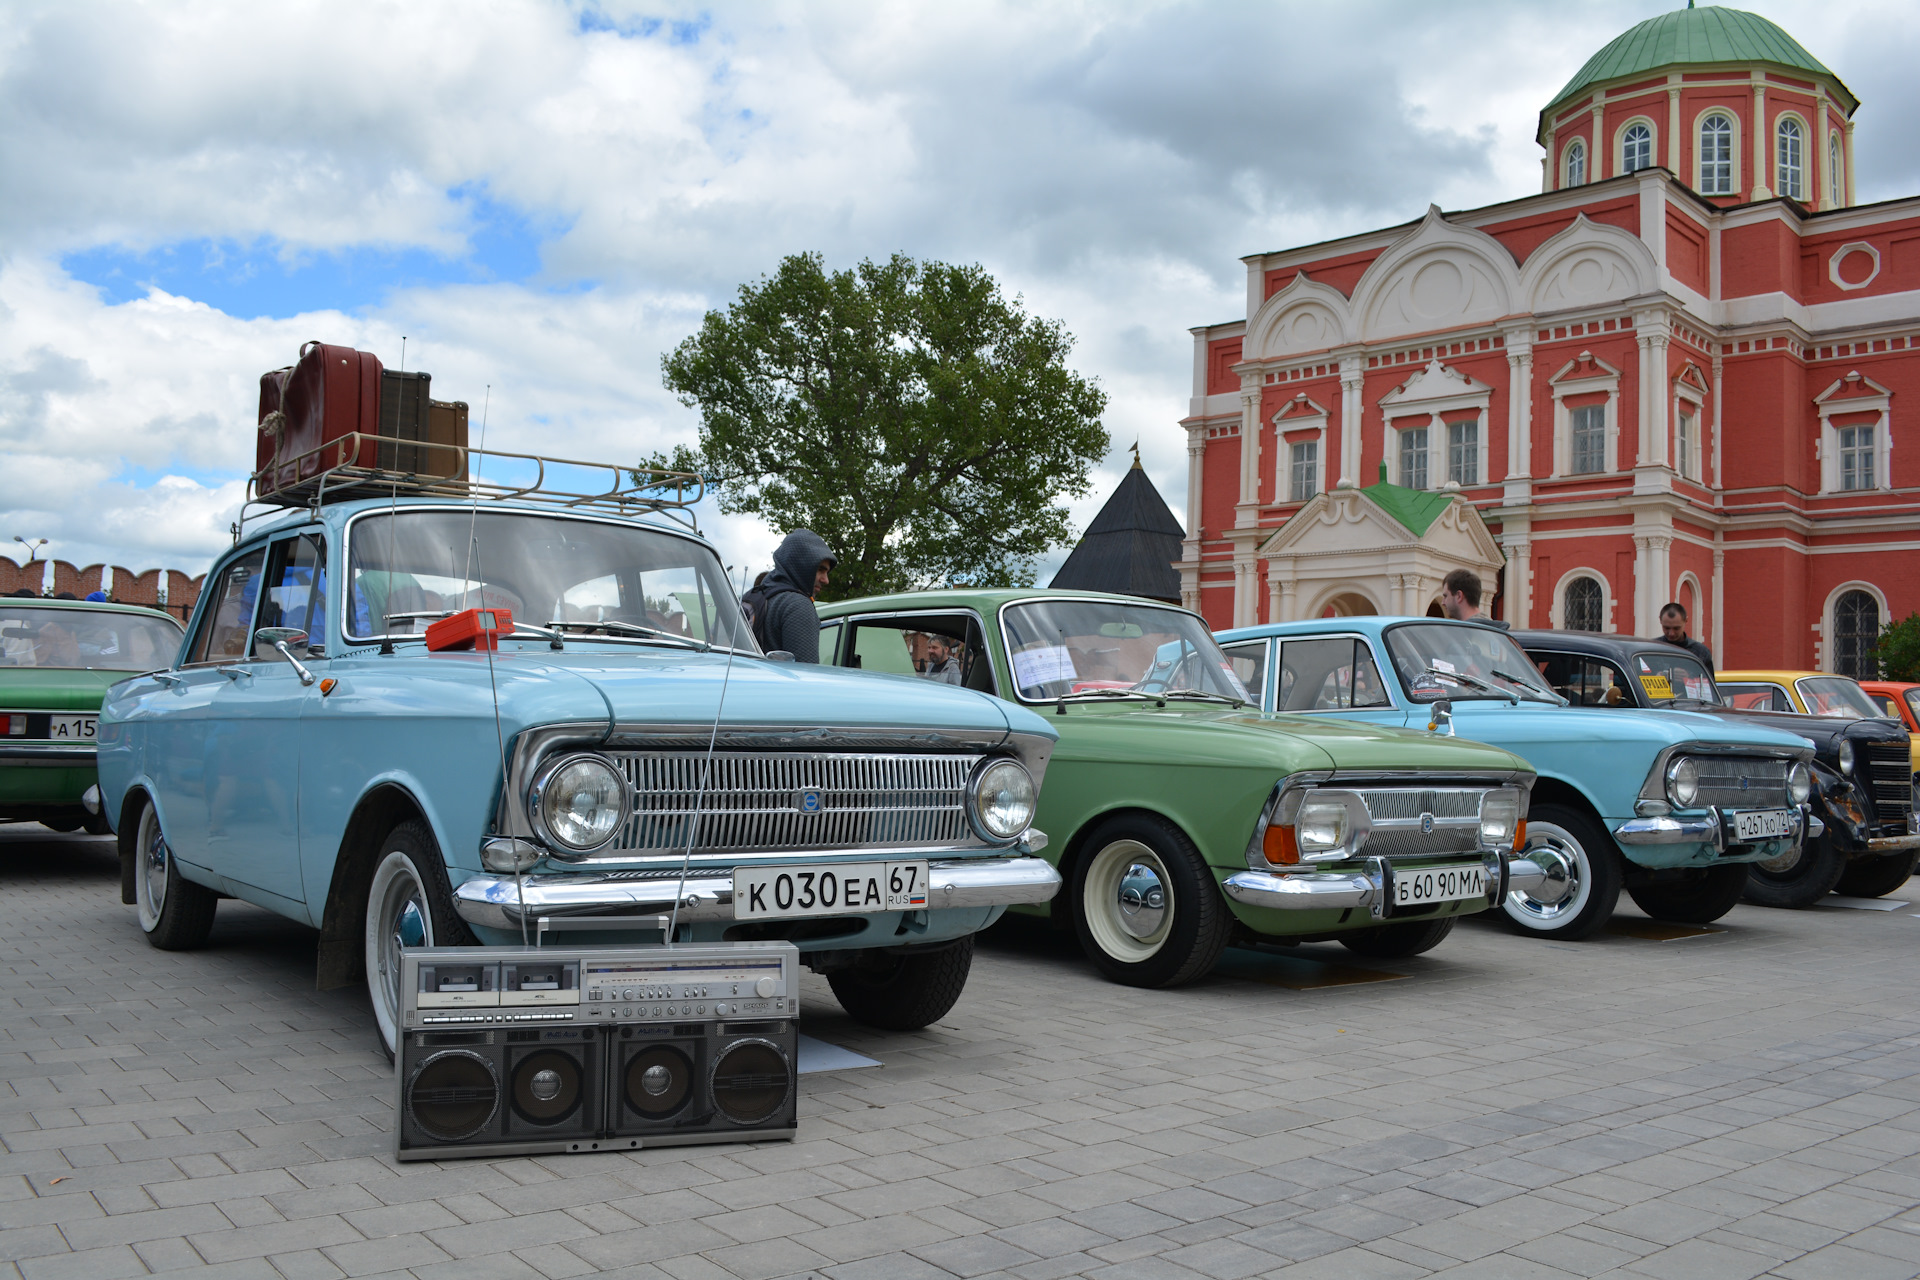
[1258,485,1504,568]
[1379,360,1492,414]
[1351,206,1520,344]
[1516,213,1659,315]
[1245,272,1355,362]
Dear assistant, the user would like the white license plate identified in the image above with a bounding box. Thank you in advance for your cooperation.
[1733,809,1793,840]
[46,716,96,742]
[733,861,930,920]
[1392,862,1487,907]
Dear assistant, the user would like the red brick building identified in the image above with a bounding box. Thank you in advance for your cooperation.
[1177,5,1917,676]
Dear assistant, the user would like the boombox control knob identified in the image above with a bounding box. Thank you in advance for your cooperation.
[755,977,778,998]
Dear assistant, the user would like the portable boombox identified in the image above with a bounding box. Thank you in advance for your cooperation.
[395,942,800,1161]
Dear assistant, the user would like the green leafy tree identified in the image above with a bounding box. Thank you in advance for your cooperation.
[650,252,1109,600]
[1873,612,1920,682]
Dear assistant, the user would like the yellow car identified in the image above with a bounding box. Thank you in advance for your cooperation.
[1719,669,1920,774]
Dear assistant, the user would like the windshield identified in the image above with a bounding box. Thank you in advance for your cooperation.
[345,510,753,651]
[1796,676,1883,719]
[1383,623,1559,703]
[1000,599,1248,703]
[0,607,183,671]
[1625,650,1717,705]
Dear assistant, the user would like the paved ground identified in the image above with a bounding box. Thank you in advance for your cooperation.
[7,828,1920,1280]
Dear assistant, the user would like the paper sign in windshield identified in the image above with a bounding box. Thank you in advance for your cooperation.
[1012,645,1077,689]
[1639,674,1673,699]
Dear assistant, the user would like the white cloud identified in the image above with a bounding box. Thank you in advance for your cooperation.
[3,0,1916,585]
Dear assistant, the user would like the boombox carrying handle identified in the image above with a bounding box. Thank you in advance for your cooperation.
[533,915,670,947]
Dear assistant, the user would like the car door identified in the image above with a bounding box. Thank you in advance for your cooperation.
[199,529,328,907]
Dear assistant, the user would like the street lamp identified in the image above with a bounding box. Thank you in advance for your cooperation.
[12,536,47,563]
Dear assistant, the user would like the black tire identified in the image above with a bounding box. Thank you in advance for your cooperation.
[1338,916,1456,958]
[1743,836,1846,908]
[1069,813,1231,987]
[1626,863,1748,924]
[365,819,476,1060]
[1834,849,1920,899]
[82,811,113,837]
[827,937,974,1031]
[133,800,217,951]
[1503,803,1623,941]
[40,813,84,833]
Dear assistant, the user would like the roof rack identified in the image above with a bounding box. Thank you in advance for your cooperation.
[234,434,705,543]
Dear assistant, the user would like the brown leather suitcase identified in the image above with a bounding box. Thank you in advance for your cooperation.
[426,399,469,481]
[256,341,383,496]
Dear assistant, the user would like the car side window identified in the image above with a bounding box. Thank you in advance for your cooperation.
[1905,689,1920,728]
[1277,638,1392,711]
[255,534,327,659]
[1534,652,1630,706]
[186,548,268,666]
[1219,641,1269,708]
[838,616,992,692]
[1720,683,1791,712]
[817,621,842,664]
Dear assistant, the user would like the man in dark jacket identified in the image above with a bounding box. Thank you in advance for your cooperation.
[1656,602,1715,674]
[1440,569,1509,630]
[753,529,836,662]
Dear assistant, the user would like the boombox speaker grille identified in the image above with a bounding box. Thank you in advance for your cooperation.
[624,1045,695,1120]
[711,1039,791,1125]
[408,1050,500,1142]
[511,1048,586,1127]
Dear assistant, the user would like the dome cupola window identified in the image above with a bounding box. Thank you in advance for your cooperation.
[1699,115,1734,196]
[1621,123,1653,175]
[1565,139,1587,187]
[1777,117,1805,201]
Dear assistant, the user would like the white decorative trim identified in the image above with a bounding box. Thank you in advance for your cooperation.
[1244,272,1354,362]
[1547,352,1623,477]
[1828,241,1881,292]
[1272,394,1329,502]
[1694,107,1741,197]
[1349,206,1519,345]
[1516,213,1660,316]
[1615,115,1657,175]
[1550,567,1614,633]
[1814,372,1893,495]
[1379,360,1492,487]
[1672,362,1708,482]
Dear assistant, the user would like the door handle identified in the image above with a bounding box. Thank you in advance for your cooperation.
[217,665,253,682]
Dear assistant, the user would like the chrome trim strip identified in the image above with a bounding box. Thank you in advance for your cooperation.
[1866,834,1920,853]
[0,744,97,766]
[452,855,1061,930]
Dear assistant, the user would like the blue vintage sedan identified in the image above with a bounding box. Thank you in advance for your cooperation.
[97,478,1059,1055]
[1215,617,1817,939]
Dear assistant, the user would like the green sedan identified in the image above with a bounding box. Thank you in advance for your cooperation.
[817,589,1544,987]
[1,597,184,832]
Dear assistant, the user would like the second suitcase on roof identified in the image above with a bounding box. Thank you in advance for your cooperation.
[256,341,384,498]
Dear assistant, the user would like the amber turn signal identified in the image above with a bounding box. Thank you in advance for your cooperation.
[1514,819,1526,849]
[1262,823,1300,866]
[319,678,336,696]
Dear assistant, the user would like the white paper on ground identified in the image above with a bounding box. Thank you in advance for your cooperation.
[1824,895,1909,911]
[797,1034,881,1073]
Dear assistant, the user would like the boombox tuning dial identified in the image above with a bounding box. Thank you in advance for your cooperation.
[755,977,778,998]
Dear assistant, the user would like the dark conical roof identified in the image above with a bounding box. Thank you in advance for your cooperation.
[1049,460,1186,604]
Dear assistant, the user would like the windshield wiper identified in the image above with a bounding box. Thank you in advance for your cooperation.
[1489,667,1558,703]
[1056,688,1160,702]
[547,619,709,652]
[1160,690,1246,707]
[1424,664,1517,704]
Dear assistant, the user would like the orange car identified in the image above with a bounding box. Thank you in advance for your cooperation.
[1721,670,1920,774]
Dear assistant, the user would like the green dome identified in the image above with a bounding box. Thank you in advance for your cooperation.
[1544,5,1853,124]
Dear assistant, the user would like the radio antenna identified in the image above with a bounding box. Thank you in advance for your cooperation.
[666,549,741,945]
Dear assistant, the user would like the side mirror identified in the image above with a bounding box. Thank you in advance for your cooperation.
[254,627,318,686]
[1427,699,1454,735]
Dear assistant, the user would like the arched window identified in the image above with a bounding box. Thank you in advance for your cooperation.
[1834,590,1880,678]
[1699,115,1733,195]
[1622,123,1653,174]
[1829,132,1844,206]
[1777,117,1804,201]
[1565,139,1586,187]
[1564,578,1603,632]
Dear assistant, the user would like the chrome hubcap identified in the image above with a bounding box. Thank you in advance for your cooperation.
[1507,822,1589,926]
[143,826,169,914]
[1756,846,1803,875]
[1526,845,1578,907]
[1116,863,1168,940]
[367,851,433,1051]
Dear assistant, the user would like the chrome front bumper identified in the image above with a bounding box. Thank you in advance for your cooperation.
[1222,853,1546,919]
[0,743,96,768]
[453,855,1063,932]
[1866,833,1920,853]
[1615,805,1820,848]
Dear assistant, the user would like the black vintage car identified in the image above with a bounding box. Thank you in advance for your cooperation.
[1515,630,1920,907]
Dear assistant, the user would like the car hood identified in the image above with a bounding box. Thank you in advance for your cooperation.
[1449,700,1813,753]
[1705,705,1904,748]
[1045,701,1533,776]
[481,648,1042,742]
[0,667,127,711]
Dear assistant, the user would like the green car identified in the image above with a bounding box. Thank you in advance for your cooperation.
[1,597,184,832]
[816,589,1543,986]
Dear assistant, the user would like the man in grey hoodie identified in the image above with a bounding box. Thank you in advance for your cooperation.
[751,529,837,662]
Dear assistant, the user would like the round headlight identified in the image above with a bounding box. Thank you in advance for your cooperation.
[1790,762,1815,806]
[1666,756,1700,808]
[533,755,629,852]
[1837,739,1855,775]
[970,759,1036,841]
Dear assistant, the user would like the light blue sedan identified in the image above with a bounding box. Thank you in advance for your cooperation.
[1215,617,1817,939]
[97,490,1059,1055]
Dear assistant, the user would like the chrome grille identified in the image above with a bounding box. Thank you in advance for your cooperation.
[1692,757,1788,809]
[609,751,978,854]
[1356,787,1485,859]
[1865,741,1913,830]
